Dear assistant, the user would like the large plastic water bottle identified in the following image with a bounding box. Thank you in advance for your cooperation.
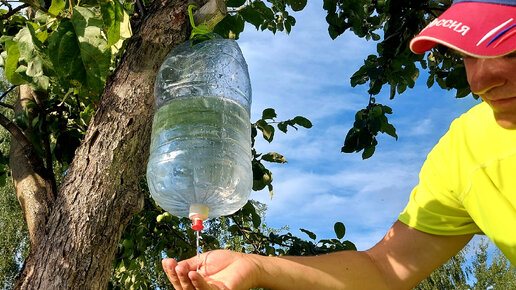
[147,35,252,231]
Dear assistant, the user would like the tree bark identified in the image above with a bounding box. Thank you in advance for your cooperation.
[15,0,191,288]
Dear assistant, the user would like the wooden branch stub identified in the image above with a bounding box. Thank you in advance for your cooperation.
[193,0,227,31]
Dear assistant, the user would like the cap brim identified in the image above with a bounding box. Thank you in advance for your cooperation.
[410,2,516,58]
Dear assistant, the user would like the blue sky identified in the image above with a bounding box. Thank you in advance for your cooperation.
[237,1,482,250]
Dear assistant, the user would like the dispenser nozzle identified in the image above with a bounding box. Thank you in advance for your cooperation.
[192,218,204,231]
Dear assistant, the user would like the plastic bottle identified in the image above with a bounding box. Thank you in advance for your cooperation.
[146,35,252,231]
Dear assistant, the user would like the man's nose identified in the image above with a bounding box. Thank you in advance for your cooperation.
[466,58,506,95]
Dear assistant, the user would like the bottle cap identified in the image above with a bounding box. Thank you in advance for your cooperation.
[189,204,210,220]
[189,204,209,231]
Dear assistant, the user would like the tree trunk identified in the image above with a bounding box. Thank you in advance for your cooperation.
[14,0,191,288]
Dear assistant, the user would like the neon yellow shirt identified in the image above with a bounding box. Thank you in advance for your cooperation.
[399,102,516,265]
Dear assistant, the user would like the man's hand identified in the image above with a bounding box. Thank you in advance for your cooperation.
[162,249,259,290]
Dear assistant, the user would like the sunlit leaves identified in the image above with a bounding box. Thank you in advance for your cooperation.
[10,25,52,91]
[48,19,85,91]
[1,37,24,85]
[69,7,110,97]
[101,0,132,48]
[48,0,66,16]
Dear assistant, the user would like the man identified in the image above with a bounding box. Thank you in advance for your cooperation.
[162,0,516,288]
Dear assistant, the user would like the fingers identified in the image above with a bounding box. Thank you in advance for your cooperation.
[162,258,183,289]
[163,258,210,290]
[189,271,219,290]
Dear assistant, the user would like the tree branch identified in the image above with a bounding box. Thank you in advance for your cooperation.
[0,102,14,110]
[0,3,29,20]
[1,85,16,100]
[231,216,260,253]
[0,111,48,178]
[1,0,12,10]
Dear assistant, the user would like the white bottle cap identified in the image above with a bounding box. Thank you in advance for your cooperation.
[189,203,210,221]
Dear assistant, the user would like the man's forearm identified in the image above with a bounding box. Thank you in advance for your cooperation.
[250,250,390,289]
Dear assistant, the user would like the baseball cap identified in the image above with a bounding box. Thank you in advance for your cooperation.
[410,0,516,58]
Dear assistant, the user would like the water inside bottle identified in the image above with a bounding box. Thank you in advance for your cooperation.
[147,96,252,218]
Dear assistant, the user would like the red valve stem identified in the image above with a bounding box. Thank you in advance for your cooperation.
[192,219,204,231]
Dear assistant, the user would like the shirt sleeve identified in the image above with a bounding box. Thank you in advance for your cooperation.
[398,118,482,236]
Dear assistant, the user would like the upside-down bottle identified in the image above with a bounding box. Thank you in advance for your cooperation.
[146,35,252,231]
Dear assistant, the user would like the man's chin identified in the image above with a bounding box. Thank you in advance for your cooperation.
[494,113,516,130]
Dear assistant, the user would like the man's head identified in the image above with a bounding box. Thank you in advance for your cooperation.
[410,0,516,129]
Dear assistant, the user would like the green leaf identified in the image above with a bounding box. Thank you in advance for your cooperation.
[261,152,286,164]
[381,122,397,139]
[292,116,312,128]
[2,39,24,85]
[362,144,375,159]
[12,25,52,91]
[48,19,85,90]
[101,0,127,47]
[251,212,261,228]
[256,119,274,142]
[334,222,345,239]
[240,5,264,30]
[49,7,110,98]
[277,122,288,133]
[300,228,316,240]
[288,0,307,11]
[48,0,65,16]
[261,108,277,120]
[214,14,245,39]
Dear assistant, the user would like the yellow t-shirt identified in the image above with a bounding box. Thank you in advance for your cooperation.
[398,102,516,265]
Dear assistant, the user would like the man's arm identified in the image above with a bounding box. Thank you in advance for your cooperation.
[254,220,472,289]
[164,220,473,289]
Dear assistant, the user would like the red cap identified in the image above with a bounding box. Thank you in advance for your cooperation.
[192,219,204,231]
[410,0,516,58]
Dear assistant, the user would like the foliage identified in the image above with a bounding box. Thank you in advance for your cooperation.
[0,174,29,290]
[219,0,306,38]
[341,98,397,159]
[415,238,516,290]
[470,239,516,290]
[322,0,476,158]
[252,108,312,195]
